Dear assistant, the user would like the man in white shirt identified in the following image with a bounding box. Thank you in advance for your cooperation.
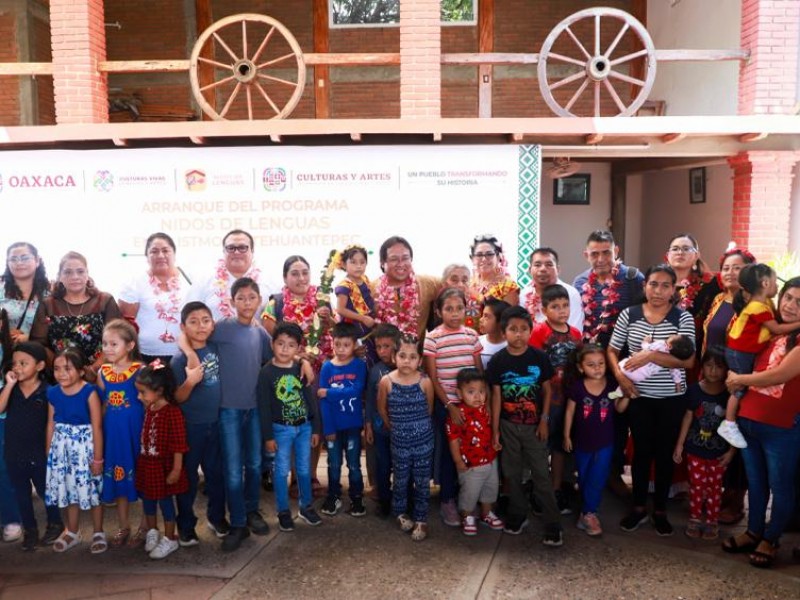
[518,247,583,331]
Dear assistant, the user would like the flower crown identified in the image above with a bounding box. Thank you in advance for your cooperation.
[337,244,369,271]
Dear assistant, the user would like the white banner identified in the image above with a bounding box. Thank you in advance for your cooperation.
[0,145,536,295]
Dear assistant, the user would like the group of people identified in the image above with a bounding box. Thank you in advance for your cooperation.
[0,228,798,569]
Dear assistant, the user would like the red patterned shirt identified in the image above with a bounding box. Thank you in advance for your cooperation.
[445,404,495,468]
[135,403,189,500]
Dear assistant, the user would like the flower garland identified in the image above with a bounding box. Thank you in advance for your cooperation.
[149,273,181,343]
[524,288,543,321]
[212,259,261,319]
[280,283,334,362]
[676,271,712,313]
[375,271,420,336]
[580,267,623,343]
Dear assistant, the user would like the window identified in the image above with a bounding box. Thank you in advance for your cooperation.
[330,0,476,27]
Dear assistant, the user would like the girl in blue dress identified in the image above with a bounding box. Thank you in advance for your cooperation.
[97,319,144,547]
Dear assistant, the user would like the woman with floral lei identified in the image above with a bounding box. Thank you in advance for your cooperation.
[468,234,520,306]
[261,255,333,371]
[372,236,440,340]
[665,233,719,364]
[44,252,122,382]
[119,233,189,364]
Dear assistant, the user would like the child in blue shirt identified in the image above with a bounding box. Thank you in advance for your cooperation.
[318,322,367,517]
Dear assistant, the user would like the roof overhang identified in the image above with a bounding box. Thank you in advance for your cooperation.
[2,116,799,164]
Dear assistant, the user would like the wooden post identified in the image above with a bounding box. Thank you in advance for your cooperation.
[314,0,330,118]
[195,0,214,120]
[478,0,494,118]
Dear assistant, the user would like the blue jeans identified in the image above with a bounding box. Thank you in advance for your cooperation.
[740,415,800,543]
[373,426,393,504]
[273,422,313,513]
[326,427,363,500]
[574,445,613,514]
[176,421,226,533]
[0,419,21,526]
[143,497,176,521]
[725,348,756,400]
[434,402,458,504]
[219,408,262,528]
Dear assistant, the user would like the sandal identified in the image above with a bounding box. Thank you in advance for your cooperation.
[110,527,130,547]
[749,540,779,568]
[90,532,108,554]
[722,530,760,554]
[127,528,147,549]
[411,522,428,542]
[53,530,82,553]
[685,519,702,539]
[702,523,719,541]
[397,514,414,533]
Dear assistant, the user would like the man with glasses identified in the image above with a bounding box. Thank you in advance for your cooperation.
[573,230,643,498]
[188,230,273,321]
[519,247,583,331]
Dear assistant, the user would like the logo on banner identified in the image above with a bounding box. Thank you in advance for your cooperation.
[93,170,114,192]
[263,168,286,192]
[185,169,206,192]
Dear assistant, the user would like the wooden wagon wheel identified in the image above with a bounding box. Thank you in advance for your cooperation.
[189,13,306,120]
[538,8,656,118]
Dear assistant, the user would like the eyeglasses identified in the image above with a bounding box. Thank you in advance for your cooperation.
[61,269,87,277]
[386,255,412,265]
[668,246,697,254]
[473,251,497,259]
[7,254,34,264]
[225,244,251,254]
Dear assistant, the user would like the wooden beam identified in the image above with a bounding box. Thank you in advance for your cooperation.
[655,49,750,62]
[313,0,330,119]
[662,133,686,144]
[739,132,768,142]
[99,60,190,73]
[478,0,494,119]
[0,62,54,75]
[195,0,215,120]
[442,52,538,65]
[303,53,400,65]
[586,133,603,144]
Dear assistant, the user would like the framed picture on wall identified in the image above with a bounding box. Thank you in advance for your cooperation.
[553,174,591,205]
[689,167,706,204]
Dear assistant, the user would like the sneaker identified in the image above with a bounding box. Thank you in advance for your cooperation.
[480,511,504,530]
[652,513,674,537]
[41,523,63,546]
[144,528,161,553]
[320,496,342,516]
[207,518,231,538]
[440,500,460,527]
[503,517,529,535]
[576,512,603,536]
[298,506,322,527]
[542,526,564,547]
[717,420,747,448]
[3,523,22,542]
[149,536,179,560]
[620,510,648,532]
[348,497,367,517]
[21,528,38,551]
[246,511,270,536]
[397,513,414,532]
[221,526,250,552]
[462,515,478,536]
[555,490,572,515]
[178,529,200,547]
[277,511,295,532]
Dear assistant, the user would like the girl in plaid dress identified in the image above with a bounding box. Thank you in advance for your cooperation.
[134,363,188,560]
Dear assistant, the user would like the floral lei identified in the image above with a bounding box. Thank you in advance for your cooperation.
[524,287,543,321]
[375,272,420,336]
[281,285,333,360]
[213,259,260,319]
[581,267,623,342]
[677,271,712,312]
[149,273,181,343]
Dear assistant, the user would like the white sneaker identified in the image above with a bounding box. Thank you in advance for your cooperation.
[144,528,161,553]
[717,420,747,448]
[149,536,179,560]
[3,523,22,542]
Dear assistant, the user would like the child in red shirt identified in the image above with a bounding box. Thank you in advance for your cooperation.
[446,368,503,536]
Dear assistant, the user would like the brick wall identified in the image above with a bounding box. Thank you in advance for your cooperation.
[739,0,800,115]
[31,11,55,125]
[0,11,20,126]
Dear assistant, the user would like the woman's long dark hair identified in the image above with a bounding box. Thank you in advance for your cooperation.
[3,242,49,300]
[0,309,11,372]
[777,276,800,351]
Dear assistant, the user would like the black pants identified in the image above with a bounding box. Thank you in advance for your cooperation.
[628,395,685,512]
[6,460,62,530]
